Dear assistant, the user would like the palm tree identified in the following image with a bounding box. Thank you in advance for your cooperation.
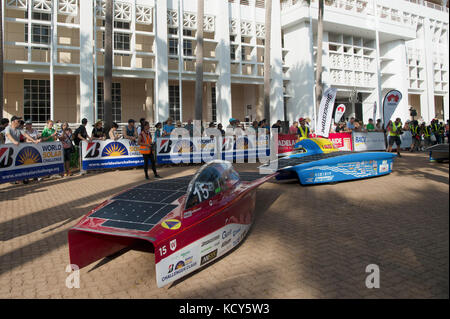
[104,0,113,132]
[194,0,204,121]
[0,3,4,117]
[315,0,325,123]
[263,0,272,124]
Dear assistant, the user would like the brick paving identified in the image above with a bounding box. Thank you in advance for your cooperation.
[0,152,448,298]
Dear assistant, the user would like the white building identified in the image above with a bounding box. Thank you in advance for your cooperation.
[2,0,449,129]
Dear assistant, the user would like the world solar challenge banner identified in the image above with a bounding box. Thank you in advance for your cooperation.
[80,139,143,170]
[0,142,64,183]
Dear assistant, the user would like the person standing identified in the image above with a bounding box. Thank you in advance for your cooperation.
[40,120,58,142]
[108,122,122,140]
[298,118,311,139]
[366,119,375,132]
[138,121,161,180]
[409,120,420,152]
[431,119,443,144]
[24,120,39,142]
[91,120,106,140]
[387,118,403,157]
[60,122,74,177]
[123,119,138,142]
[421,122,432,149]
[4,116,40,145]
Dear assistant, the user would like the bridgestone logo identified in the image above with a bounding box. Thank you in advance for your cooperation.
[320,93,334,132]
[161,262,197,282]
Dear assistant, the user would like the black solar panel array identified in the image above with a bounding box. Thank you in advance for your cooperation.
[89,176,192,232]
[276,151,354,170]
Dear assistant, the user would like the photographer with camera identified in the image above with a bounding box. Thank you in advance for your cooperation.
[387,117,403,157]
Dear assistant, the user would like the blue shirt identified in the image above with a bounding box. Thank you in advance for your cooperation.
[163,124,175,135]
[347,121,355,130]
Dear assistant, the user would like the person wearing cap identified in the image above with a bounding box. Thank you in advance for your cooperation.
[24,120,39,142]
[4,116,40,146]
[227,118,237,129]
[91,120,106,140]
[298,118,311,139]
[387,118,403,157]
[123,119,138,142]
[431,118,442,144]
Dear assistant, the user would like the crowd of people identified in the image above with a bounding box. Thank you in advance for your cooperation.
[1,114,449,180]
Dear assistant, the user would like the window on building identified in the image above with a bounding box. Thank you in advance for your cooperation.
[169,85,180,121]
[230,45,236,60]
[241,46,246,61]
[183,29,193,56]
[101,21,131,54]
[24,11,51,48]
[183,39,193,56]
[168,27,178,35]
[211,86,217,123]
[23,79,50,123]
[97,82,122,122]
[169,39,178,55]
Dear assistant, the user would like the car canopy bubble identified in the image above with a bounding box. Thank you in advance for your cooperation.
[185,160,240,209]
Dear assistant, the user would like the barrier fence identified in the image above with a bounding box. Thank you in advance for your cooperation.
[0,142,64,183]
[0,131,421,183]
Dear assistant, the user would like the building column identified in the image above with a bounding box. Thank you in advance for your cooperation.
[79,0,95,130]
[270,0,284,125]
[380,40,410,122]
[145,79,154,122]
[155,0,169,123]
[284,21,314,123]
[215,0,232,126]
[422,18,436,123]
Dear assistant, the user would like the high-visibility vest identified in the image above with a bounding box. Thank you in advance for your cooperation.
[423,126,430,137]
[299,126,309,138]
[139,131,152,155]
[432,123,438,133]
[389,122,401,136]
[410,126,417,135]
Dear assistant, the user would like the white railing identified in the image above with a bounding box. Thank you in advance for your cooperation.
[404,0,449,13]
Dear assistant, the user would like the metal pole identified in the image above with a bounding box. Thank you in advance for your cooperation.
[178,0,184,122]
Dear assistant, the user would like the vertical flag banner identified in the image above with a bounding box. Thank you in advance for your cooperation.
[382,90,402,128]
[316,88,338,138]
[334,104,346,124]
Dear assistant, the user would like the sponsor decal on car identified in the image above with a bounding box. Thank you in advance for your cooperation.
[200,249,218,266]
[201,235,220,247]
[161,219,181,230]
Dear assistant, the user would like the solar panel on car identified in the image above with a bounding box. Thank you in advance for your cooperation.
[88,177,192,232]
[277,151,354,169]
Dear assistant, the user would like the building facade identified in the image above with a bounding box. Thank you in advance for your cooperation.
[2,0,449,130]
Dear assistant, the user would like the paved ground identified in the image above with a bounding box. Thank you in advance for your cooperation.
[0,152,448,299]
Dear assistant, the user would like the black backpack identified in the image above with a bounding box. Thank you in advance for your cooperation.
[73,126,82,146]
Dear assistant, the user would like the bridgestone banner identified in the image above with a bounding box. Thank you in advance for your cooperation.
[81,139,143,170]
[0,142,64,183]
[156,135,270,164]
[383,90,402,129]
[316,88,338,138]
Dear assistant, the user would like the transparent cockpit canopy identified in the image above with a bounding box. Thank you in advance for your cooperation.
[185,160,240,210]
